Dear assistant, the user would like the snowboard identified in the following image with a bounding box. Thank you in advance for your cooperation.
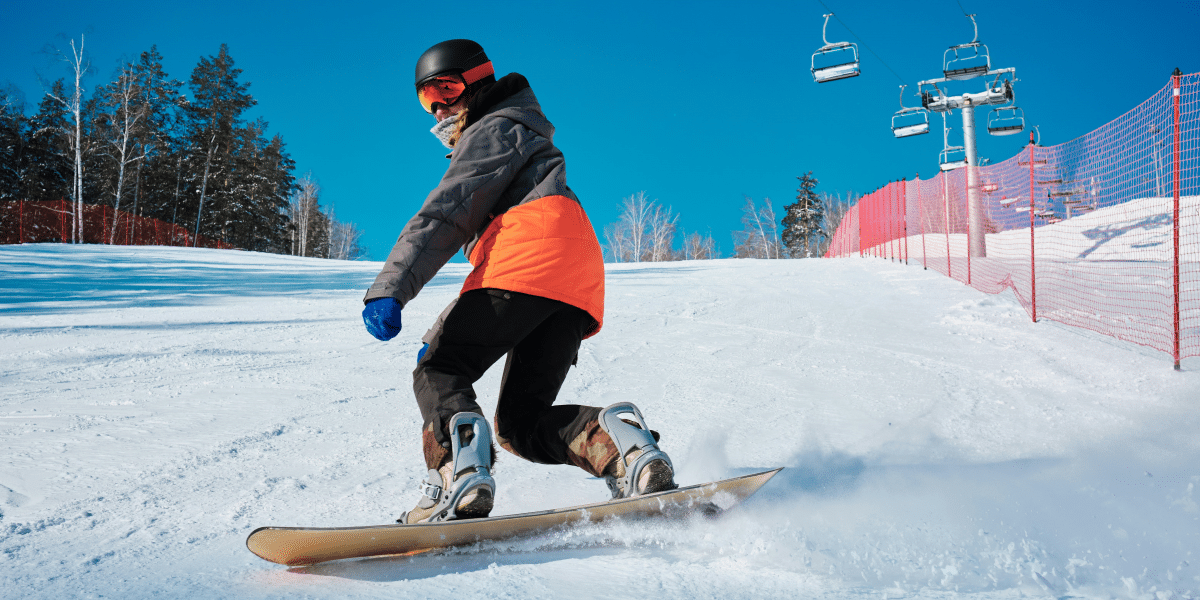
[246,467,781,566]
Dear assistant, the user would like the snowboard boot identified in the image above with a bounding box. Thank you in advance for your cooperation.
[598,402,678,499]
[399,412,495,524]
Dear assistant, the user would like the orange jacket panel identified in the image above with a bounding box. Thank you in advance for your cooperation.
[463,195,605,337]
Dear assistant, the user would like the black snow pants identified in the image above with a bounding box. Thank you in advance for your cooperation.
[413,288,616,476]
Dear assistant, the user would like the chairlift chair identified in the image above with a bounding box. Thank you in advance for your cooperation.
[988,106,1026,136]
[811,13,861,83]
[893,109,930,137]
[938,113,967,171]
[939,146,968,171]
[943,15,991,80]
[891,85,930,138]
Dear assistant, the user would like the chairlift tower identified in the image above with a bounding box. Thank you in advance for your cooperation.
[912,14,1023,258]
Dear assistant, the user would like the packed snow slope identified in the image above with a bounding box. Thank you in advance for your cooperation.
[2,244,1198,600]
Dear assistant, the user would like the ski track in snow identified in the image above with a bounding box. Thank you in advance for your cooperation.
[1,244,1198,599]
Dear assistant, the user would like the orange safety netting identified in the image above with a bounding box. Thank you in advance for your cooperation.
[0,199,232,250]
[826,72,1199,367]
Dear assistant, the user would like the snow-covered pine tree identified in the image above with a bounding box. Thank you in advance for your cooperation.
[127,46,185,229]
[781,172,824,258]
[184,44,256,246]
[22,81,72,205]
[0,86,25,201]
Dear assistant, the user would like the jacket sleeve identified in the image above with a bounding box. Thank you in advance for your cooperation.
[364,120,540,306]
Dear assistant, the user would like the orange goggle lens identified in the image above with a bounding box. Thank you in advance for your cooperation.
[417,77,466,113]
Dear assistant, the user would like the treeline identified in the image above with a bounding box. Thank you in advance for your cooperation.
[602,172,854,262]
[0,36,363,259]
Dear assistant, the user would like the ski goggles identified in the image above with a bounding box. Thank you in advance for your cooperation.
[417,76,465,113]
[416,61,495,113]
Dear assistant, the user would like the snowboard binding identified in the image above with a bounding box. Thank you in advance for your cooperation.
[598,402,677,499]
[399,412,495,524]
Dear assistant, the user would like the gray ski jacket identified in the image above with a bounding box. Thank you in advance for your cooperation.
[363,74,605,334]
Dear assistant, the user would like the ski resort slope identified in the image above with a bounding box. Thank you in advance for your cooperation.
[1,244,1198,600]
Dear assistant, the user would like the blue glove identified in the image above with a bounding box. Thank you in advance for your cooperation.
[362,297,402,341]
[417,343,429,363]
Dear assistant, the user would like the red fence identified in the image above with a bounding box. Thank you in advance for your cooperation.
[0,199,231,249]
[826,72,1200,368]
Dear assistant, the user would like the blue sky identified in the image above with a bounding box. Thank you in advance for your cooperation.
[4,0,1198,260]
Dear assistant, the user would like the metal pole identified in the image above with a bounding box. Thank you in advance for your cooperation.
[873,193,878,258]
[965,168,972,285]
[893,183,899,262]
[962,98,986,258]
[1029,143,1038,323]
[890,183,895,262]
[902,179,909,265]
[1172,70,1182,370]
[943,174,951,277]
[870,193,876,258]
[918,175,927,270]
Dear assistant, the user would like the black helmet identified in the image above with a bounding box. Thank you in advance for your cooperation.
[415,39,495,88]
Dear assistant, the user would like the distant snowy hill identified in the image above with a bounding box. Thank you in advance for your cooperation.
[2,244,1197,599]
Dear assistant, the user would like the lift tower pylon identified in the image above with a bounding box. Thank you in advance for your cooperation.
[909,14,1021,259]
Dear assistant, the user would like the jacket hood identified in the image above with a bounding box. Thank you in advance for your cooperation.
[464,73,554,141]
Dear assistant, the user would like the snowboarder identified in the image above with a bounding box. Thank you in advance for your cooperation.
[361,39,677,524]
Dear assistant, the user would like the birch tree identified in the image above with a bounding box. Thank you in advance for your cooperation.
[98,64,148,244]
[290,174,320,256]
[733,196,780,259]
[817,191,853,257]
[647,202,678,261]
[603,222,630,263]
[680,230,717,260]
[619,191,652,262]
[45,35,89,243]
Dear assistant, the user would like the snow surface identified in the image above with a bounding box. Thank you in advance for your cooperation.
[894,195,1200,262]
[2,244,1198,599]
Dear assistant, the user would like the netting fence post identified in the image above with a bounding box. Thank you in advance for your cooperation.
[1172,69,1182,371]
[1029,143,1038,323]
[893,183,899,262]
[965,169,972,286]
[18,199,24,243]
[885,186,890,261]
[892,183,898,262]
[943,174,951,277]
[903,179,909,265]
[869,193,874,258]
[918,176,927,270]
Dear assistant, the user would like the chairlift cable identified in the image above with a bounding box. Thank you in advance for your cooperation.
[815,0,908,85]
